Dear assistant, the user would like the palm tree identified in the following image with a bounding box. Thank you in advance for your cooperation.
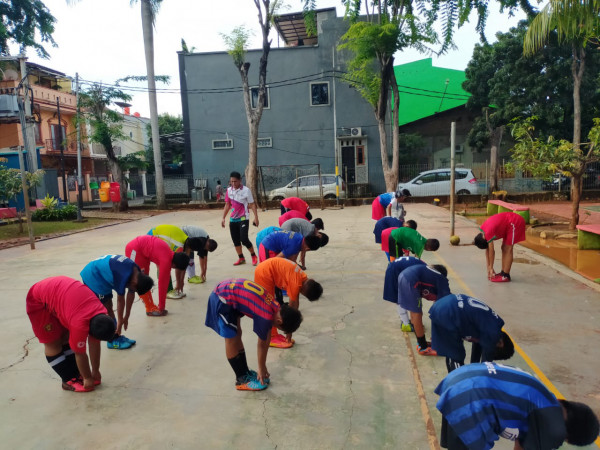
[524,0,600,227]
[136,0,166,209]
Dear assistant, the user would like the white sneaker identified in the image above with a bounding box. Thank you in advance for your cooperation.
[167,290,184,299]
[179,290,186,298]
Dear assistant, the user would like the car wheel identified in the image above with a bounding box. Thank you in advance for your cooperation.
[324,194,336,200]
[272,196,284,202]
[457,189,470,195]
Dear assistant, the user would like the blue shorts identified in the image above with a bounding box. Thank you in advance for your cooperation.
[93,292,113,305]
[205,292,241,338]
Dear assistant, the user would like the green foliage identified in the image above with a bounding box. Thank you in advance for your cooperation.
[116,74,171,84]
[39,194,58,209]
[32,204,77,222]
[509,116,600,177]
[181,38,196,53]
[398,133,426,164]
[0,157,44,206]
[118,151,149,171]
[463,21,600,150]
[221,26,253,67]
[0,0,56,58]
[144,113,184,170]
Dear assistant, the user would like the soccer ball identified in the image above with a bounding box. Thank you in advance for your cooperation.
[450,235,460,246]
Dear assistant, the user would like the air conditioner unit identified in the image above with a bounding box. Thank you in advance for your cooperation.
[455,144,464,153]
[350,127,362,137]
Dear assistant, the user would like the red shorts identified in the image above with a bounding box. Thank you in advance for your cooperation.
[258,244,278,263]
[371,198,386,221]
[502,219,526,246]
[26,289,66,344]
[380,227,399,253]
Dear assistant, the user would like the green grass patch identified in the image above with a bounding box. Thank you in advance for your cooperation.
[0,218,118,241]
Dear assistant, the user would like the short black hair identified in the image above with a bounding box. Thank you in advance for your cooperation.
[474,233,489,249]
[304,234,321,251]
[172,252,190,270]
[425,238,440,251]
[230,171,241,180]
[401,188,411,197]
[303,279,323,301]
[89,314,116,341]
[431,264,447,278]
[319,232,329,247]
[207,239,218,252]
[311,218,324,230]
[560,399,600,446]
[185,237,204,252]
[305,211,313,221]
[136,272,154,296]
[279,304,303,334]
[406,220,417,230]
[493,331,515,360]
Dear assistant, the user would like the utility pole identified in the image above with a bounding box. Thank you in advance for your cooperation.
[56,98,68,202]
[450,122,456,237]
[75,73,85,221]
[18,55,39,173]
[16,96,35,250]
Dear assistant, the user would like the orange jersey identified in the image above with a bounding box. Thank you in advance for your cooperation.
[254,258,307,302]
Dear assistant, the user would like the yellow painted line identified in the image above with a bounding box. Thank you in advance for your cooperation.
[403,331,440,450]
[433,252,600,449]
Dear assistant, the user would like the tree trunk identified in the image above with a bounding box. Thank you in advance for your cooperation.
[246,120,260,203]
[141,0,166,209]
[569,44,585,229]
[489,126,504,192]
[389,68,400,190]
[376,56,396,192]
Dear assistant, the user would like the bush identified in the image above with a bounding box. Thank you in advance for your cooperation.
[32,204,78,221]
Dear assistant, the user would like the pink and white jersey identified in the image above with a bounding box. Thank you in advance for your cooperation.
[225,185,254,220]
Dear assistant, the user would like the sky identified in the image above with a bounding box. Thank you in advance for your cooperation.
[25,0,526,119]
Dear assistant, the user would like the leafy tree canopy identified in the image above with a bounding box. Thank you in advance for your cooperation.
[0,157,43,206]
[0,0,56,58]
[463,21,600,151]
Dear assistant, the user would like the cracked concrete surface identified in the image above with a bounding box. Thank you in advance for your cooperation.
[0,205,598,449]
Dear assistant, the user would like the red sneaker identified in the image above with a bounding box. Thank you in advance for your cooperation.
[62,378,94,392]
[417,345,438,356]
[251,255,258,266]
[490,273,511,283]
[233,258,246,266]
[269,334,294,349]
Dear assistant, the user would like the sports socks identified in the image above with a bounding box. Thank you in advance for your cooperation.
[228,350,250,380]
[416,335,428,350]
[46,345,79,382]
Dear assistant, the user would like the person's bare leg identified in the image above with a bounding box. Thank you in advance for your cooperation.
[501,243,514,275]
[234,245,244,258]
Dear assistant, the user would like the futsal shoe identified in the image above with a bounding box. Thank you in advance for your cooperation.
[248,369,270,385]
[167,290,184,299]
[62,378,93,392]
[490,273,511,283]
[233,258,246,266]
[417,344,438,356]
[121,335,136,345]
[146,307,168,317]
[236,373,268,391]
[107,335,135,350]
[401,322,415,332]
[251,255,258,266]
[269,334,294,349]
[188,276,204,284]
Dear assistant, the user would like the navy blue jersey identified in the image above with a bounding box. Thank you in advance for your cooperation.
[436,363,565,450]
[397,265,450,313]
[373,217,403,243]
[382,256,425,303]
[430,294,505,362]
[261,231,303,258]
[80,255,137,296]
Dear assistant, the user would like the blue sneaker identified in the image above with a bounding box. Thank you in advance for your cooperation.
[121,335,136,345]
[236,375,268,391]
[248,369,270,385]
[106,335,134,350]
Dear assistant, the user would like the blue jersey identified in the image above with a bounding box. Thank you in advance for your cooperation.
[80,255,137,296]
[261,231,303,258]
[378,192,394,208]
[373,217,403,244]
[429,294,505,362]
[436,363,565,450]
[397,265,450,313]
[255,226,281,249]
[382,256,425,303]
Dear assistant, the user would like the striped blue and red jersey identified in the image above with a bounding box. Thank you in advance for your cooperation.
[214,278,279,340]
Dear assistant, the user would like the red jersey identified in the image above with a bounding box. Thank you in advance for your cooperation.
[281,197,309,215]
[27,276,107,353]
[480,212,526,246]
[125,235,174,310]
[254,258,307,302]
[279,210,308,227]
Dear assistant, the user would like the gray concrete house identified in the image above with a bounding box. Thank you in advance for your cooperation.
[178,8,387,197]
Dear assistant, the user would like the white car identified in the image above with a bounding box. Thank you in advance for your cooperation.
[267,174,346,200]
[397,168,480,197]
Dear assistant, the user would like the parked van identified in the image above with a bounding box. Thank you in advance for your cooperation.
[268,174,346,200]
[397,168,479,197]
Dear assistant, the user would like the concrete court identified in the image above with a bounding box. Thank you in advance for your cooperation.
[0,204,598,450]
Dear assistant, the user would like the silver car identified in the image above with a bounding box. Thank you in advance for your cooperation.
[397,168,480,196]
[268,174,346,200]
